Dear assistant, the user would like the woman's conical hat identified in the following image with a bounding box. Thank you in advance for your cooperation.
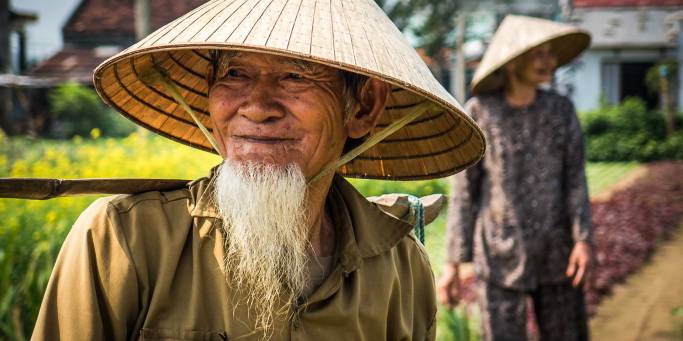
[93,0,485,180]
[470,14,591,94]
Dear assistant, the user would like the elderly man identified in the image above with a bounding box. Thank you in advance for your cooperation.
[31,0,485,340]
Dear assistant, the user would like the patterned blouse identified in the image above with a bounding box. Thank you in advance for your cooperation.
[446,89,592,290]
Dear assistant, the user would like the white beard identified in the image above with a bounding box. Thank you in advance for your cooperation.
[213,160,309,334]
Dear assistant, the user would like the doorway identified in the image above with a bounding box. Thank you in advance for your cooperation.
[620,62,658,109]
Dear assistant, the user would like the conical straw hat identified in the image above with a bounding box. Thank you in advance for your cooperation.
[471,14,591,94]
[93,0,485,180]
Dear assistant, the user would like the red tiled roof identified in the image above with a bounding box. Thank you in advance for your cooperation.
[63,0,206,37]
[29,47,109,82]
[574,0,683,7]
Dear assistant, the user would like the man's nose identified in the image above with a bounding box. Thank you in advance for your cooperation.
[237,79,284,123]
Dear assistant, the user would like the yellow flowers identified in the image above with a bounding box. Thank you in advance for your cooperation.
[90,128,101,139]
[0,131,635,339]
[0,131,221,338]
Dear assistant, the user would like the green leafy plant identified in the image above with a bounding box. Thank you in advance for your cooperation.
[673,305,683,339]
[579,97,683,161]
[0,130,642,340]
[49,82,136,138]
[437,305,480,341]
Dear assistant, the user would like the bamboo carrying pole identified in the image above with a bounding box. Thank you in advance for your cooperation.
[0,178,446,225]
[0,178,190,200]
[2,66,437,199]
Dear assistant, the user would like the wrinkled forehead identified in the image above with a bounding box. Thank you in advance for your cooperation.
[211,50,339,75]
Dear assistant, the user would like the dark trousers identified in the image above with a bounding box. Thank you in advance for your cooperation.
[477,280,589,341]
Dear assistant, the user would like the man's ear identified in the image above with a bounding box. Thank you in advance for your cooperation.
[346,79,391,139]
[206,64,215,91]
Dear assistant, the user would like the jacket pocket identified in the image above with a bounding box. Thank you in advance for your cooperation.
[139,328,228,341]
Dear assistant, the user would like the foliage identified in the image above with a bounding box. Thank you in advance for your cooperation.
[350,178,449,198]
[579,97,683,161]
[644,61,677,95]
[375,0,488,51]
[586,162,683,315]
[49,82,136,138]
[437,306,481,341]
[675,305,683,340]
[674,305,683,317]
[584,162,639,197]
[0,131,643,339]
[0,131,220,340]
[374,0,419,31]
[375,0,483,71]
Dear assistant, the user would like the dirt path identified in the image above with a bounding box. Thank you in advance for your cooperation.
[590,223,683,341]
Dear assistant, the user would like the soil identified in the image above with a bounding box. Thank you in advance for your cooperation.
[589,222,683,341]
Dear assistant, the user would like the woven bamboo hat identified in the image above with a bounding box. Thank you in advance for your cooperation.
[471,14,591,94]
[93,0,485,180]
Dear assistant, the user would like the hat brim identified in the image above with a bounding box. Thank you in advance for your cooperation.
[471,31,591,94]
[94,44,485,180]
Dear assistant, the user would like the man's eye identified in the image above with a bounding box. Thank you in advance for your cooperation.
[227,69,242,77]
[285,73,304,80]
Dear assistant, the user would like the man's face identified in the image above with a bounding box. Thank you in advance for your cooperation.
[208,52,349,179]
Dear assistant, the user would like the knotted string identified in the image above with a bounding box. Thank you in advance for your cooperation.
[143,62,433,185]
[407,195,425,245]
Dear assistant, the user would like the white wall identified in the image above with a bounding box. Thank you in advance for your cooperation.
[566,48,676,111]
[567,51,605,111]
[565,6,682,111]
[572,7,678,49]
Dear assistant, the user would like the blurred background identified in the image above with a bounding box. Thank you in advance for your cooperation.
[1,0,683,340]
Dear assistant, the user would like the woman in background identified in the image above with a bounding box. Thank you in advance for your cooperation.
[438,15,593,341]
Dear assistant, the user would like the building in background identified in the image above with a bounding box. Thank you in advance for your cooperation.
[1,0,204,135]
[30,0,204,83]
[0,0,37,134]
[567,0,683,111]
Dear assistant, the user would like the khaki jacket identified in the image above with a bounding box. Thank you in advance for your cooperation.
[32,173,437,340]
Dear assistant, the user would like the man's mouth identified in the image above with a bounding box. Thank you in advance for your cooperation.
[233,135,298,145]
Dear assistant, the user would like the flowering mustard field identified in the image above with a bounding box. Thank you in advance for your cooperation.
[0,130,638,340]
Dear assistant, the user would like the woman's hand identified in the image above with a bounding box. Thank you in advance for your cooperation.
[437,262,462,308]
[566,241,592,287]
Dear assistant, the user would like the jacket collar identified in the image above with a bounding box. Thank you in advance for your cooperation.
[327,174,413,259]
[187,168,414,268]
[187,166,220,219]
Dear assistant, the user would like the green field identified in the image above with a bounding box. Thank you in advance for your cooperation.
[586,162,640,196]
[0,132,640,340]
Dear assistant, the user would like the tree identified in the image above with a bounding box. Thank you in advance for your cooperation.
[376,0,558,99]
[376,0,477,55]
[49,82,136,138]
[645,61,678,136]
[376,0,479,99]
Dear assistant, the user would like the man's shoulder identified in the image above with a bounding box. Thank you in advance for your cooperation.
[393,233,433,270]
[363,230,433,281]
[71,188,193,240]
[103,187,191,215]
[366,233,436,316]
